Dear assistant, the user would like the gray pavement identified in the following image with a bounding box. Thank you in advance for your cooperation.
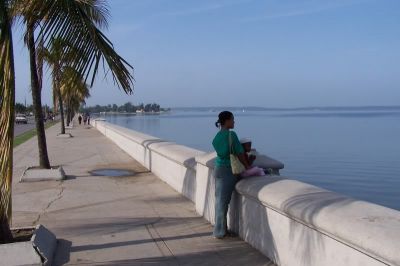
[14,117,35,137]
[14,117,59,137]
[12,122,274,265]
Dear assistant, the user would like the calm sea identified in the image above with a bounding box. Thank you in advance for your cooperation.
[103,109,400,211]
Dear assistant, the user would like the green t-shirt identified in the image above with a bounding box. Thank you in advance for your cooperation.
[212,129,244,167]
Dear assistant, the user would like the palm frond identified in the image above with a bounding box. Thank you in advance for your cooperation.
[60,66,90,109]
[38,0,134,93]
[77,0,110,29]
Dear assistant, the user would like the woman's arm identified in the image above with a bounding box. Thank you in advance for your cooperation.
[237,153,251,170]
[230,131,250,169]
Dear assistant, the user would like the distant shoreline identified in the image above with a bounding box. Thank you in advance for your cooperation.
[91,105,400,114]
[171,105,400,112]
[97,111,169,115]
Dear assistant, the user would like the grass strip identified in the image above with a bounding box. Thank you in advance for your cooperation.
[13,120,60,148]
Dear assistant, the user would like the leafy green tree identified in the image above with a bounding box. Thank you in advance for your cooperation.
[138,103,144,111]
[26,104,33,114]
[123,102,133,112]
[15,102,26,114]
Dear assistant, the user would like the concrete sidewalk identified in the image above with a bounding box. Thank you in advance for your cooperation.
[12,122,274,265]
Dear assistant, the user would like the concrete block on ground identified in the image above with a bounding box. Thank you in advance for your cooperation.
[0,241,42,266]
[56,133,72,138]
[32,225,57,266]
[0,225,57,266]
[20,166,66,182]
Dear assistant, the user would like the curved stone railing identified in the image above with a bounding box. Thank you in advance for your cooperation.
[93,120,399,266]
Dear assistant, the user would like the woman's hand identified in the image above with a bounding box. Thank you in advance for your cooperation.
[249,154,256,164]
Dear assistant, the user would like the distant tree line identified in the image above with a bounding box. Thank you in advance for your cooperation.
[81,102,170,114]
[15,103,53,115]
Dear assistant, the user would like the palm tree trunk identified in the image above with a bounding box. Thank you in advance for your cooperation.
[66,105,71,126]
[53,64,65,134]
[66,107,70,127]
[27,22,50,169]
[57,87,65,134]
[0,0,15,243]
[0,216,13,243]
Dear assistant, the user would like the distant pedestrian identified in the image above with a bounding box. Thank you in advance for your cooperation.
[78,115,82,125]
[87,115,90,125]
[83,115,87,125]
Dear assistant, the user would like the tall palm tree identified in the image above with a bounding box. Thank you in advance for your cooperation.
[1,0,134,242]
[24,9,52,168]
[0,0,16,243]
[39,38,76,134]
[60,67,90,123]
[15,0,134,169]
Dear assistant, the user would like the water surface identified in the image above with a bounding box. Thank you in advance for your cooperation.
[103,110,400,210]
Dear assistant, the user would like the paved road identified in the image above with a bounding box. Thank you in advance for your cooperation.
[13,117,36,137]
[14,117,59,137]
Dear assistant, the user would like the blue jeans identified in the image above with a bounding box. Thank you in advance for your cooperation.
[213,165,238,237]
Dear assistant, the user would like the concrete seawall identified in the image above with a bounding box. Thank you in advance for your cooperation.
[93,120,400,266]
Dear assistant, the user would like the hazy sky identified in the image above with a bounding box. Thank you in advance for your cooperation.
[13,0,400,108]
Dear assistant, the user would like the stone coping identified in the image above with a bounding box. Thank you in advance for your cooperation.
[195,151,285,170]
[99,121,159,145]
[97,121,205,168]
[236,176,400,266]
[195,151,217,168]
[253,154,284,170]
[96,121,284,171]
[148,142,205,169]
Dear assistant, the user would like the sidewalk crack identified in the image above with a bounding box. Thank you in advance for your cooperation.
[146,223,176,260]
[33,183,65,225]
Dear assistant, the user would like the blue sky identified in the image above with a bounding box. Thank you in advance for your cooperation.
[13,0,400,108]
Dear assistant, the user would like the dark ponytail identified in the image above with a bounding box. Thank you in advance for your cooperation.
[215,111,233,128]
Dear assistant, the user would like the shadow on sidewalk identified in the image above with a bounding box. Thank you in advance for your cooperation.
[57,249,275,266]
[52,215,274,265]
[51,216,206,237]
[54,239,72,266]
[70,231,212,252]
[54,236,274,266]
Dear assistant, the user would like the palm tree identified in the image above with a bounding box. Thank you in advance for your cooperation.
[15,0,134,169]
[24,8,52,168]
[1,0,134,242]
[60,67,90,123]
[39,38,76,134]
[0,0,16,243]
